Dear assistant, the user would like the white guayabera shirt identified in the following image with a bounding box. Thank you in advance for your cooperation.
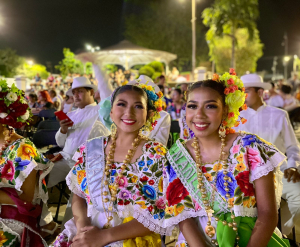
[234,104,300,171]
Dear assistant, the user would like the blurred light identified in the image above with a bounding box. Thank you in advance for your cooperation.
[27,60,34,66]
[294,55,298,59]
[95,46,100,51]
[86,44,92,50]
[284,56,291,62]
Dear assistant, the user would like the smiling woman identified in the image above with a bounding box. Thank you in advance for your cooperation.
[51,83,171,247]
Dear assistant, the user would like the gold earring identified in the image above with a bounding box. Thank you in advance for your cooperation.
[218,121,226,138]
[110,122,117,137]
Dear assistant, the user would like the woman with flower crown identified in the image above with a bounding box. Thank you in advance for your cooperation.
[163,70,290,247]
[51,83,172,247]
[0,80,54,246]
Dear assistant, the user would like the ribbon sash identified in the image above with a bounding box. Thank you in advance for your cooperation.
[167,139,228,214]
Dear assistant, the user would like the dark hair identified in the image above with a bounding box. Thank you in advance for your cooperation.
[158,85,164,92]
[29,93,37,101]
[44,102,54,109]
[174,88,182,95]
[186,79,226,104]
[158,75,165,80]
[111,85,156,111]
[84,87,93,92]
[281,84,292,94]
[49,90,57,97]
[270,82,275,88]
[65,95,70,101]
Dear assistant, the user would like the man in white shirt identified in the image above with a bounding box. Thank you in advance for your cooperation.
[266,82,285,108]
[47,77,110,187]
[235,74,300,236]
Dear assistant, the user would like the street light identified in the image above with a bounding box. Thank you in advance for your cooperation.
[179,0,197,81]
[86,44,100,53]
[27,60,34,66]
[283,56,290,80]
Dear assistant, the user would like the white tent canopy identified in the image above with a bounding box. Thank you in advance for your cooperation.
[76,40,177,71]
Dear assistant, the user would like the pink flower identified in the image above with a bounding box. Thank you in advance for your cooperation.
[133,195,137,200]
[79,145,85,154]
[1,160,15,181]
[155,197,165,209]
[192,199,201,211]
[149,153,154,158]
[137,191,142,197]
[116,176,128,188]
[86,195,91,204]
[247,148,261,170]
[232,145,240,154]
[155,155,161,159]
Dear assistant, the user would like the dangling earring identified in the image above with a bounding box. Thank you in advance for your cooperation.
[110,122,117,137]
[218,121,226,139]
[139,124,149,138]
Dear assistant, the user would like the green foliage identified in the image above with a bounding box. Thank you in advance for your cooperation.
[124,0,209,72]
[16,60,49,79]
[85,62,93,75]
[139,65,155,78]
[55,48,84,77]
[202,0,260,68]
[207,28,263,75]
[147,61,164,73]
[103,64,118,74]
[152,72,162,80]
[0,48,23,77]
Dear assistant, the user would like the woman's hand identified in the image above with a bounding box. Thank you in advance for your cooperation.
[71,226,109,247]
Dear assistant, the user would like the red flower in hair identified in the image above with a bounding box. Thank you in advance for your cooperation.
[224,88,230,95]
[227,78,235,85]
[228,112,235,119]
[229,68,236,75]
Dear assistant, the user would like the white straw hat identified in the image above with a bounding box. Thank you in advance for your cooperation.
[72,76,97,91]
[240,74,272,90]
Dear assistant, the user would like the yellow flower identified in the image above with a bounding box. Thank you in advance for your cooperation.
[131,175,138,183]
[9,145,15,151]
[146,85,153,91]
[85,189,89,195]
[165,206,173,215]
[250,197,256,206]
[174,204,185,216]
[236,153,244,163]
[77,170,86,184]
[158,177,163,192]
[243,198,251,208]
[157,91,163,98]
[17,143,37,160]
[183,128,189,137]
[0,157,5,165]
[228,198,234,208]
[180,244,186,247]
[0,231,8,245]
[236,163,246,172]
[136,201,147,209]
[154,145,166,156]
[204,173,213,182]
[213,163,222,171]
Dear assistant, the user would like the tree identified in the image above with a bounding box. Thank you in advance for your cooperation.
[55,48,84,77]
[16,60,49,79]
[0,48,23,77]
[124,0,209,72]
[206,28,263,75]
[202,0,259,69]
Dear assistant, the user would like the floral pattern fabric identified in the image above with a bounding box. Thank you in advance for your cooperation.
[164,132,285,226]
[52,136,169,247]
[0,138,52,203]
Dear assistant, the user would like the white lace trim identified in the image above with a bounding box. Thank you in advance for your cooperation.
[0,218,47,247]
[66,172,85,199]
[0,221,19,247]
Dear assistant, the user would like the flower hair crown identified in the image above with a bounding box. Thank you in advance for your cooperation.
[0,80,32,128]
[134,80,164,132]
[212,69,247,135]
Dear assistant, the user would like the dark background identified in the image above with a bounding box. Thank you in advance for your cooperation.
[1,0,299,75]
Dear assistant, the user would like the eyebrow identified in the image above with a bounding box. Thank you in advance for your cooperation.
[117,99,143,104]
[187,100,218,104]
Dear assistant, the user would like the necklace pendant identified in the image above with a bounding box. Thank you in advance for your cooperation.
[103,222,111,229]
[205,225,216,237]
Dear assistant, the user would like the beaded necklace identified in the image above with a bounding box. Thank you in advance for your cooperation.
[101,133,146,229]
[192,136,240,246]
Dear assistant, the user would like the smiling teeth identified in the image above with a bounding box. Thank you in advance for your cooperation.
[195,124,208,127]
[123,120,135,123]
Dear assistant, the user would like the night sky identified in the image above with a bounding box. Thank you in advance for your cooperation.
[1,0,300,75]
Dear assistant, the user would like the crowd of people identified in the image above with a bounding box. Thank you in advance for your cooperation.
[1,63,300,247]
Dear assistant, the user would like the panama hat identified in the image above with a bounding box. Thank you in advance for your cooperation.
[128,75,160,93]
[240,74,272,90]
[72,76,97,91]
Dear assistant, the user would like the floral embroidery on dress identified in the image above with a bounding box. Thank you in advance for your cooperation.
[70,137,167,220]
[0,138,51,195]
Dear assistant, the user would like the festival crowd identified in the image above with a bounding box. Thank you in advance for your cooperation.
[1,59,300,247]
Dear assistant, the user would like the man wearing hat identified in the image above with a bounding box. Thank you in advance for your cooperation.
[47,77,110,187]
[234,73,300,237]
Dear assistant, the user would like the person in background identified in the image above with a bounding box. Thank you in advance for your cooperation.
[94,89,101,103]
[295,84,300,101]
[0,81,55,245]
[280,84,299,112]
[28,93,39,108]
[60,89,65,100]
[61,88,74,113]
[235,73,300,238]
[49,89,62,111]
[35,73,41,83]
[31,90,54,114]
[288,73,299,93]
[167,88,186,120]
[266,82,285,108]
